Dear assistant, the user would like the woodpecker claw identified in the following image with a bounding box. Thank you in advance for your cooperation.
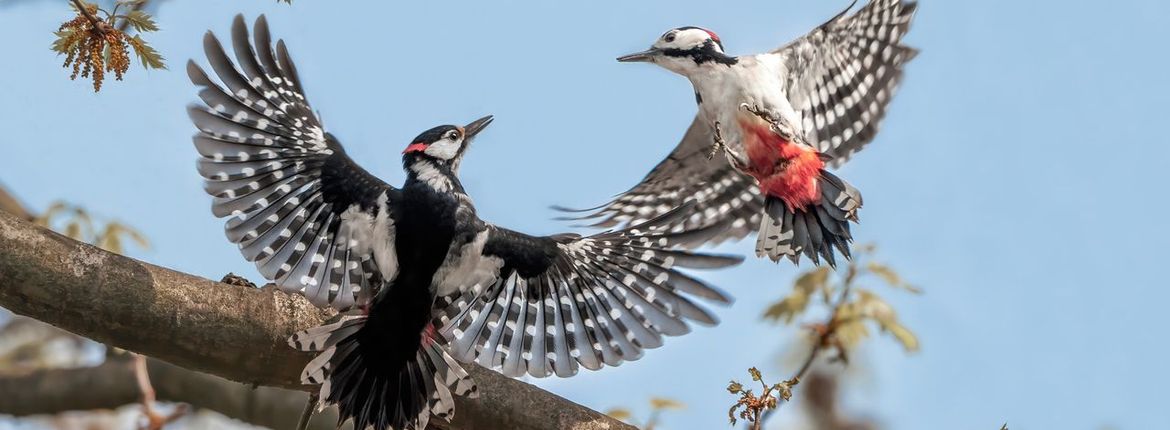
[708,121,730,160]
[740,103,803,144]
[220,273,257,288]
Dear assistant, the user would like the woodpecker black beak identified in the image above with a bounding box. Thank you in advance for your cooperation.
[463,115,494,140]
[617,48,660,63]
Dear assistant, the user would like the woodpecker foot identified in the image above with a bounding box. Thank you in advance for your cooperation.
[220,273,257,288]
[739,103,798,143]
[708,121,731,160]
[738,102,770,120]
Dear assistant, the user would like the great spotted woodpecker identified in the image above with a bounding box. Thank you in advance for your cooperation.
[561,0,917,267]
[189,15,742,430]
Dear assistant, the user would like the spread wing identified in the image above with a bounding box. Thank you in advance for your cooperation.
[772,0,918,165]
[190,15,399,310]
[435,205,744,378]
[555,118,764,248]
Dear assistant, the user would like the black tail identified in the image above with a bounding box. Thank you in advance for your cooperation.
[755,170,862,267]
[290,314,478,430]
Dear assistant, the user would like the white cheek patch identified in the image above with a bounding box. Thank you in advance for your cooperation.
[424,138,462,160]
[657,28,715,50]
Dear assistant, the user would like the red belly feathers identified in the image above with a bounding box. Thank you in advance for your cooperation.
[738,117,824,210]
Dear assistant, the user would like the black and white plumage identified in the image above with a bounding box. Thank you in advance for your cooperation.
[562,0,916,265]
[190,15,742,430]
[555,119,764,249]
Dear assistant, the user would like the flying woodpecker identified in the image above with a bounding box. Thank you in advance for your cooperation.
[189,15,743,430]
[562,0,917,267]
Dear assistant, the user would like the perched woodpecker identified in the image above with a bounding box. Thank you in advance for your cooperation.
[189,15,742,430]
[562,0,917,267]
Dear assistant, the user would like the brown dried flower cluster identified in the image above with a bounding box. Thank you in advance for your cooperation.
[52,1,165,92]
[57,17,128,91]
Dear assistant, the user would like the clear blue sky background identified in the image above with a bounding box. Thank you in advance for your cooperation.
[2,1,1168,429]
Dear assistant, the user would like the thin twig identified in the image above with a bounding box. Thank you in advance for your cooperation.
[69,0,111,35]
[134,353,187,430]
[296,393,319,430]
[792,264,856,380]
[756,263,858,429]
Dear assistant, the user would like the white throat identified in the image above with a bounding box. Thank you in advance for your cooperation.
[410,160,455,193]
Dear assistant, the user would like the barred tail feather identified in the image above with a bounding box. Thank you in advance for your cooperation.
[290,318,478,430]
[755,170,861,267]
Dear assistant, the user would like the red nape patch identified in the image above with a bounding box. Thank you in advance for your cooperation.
[738,118,825,210]
[402,142,428,154]
[703,29,721,43]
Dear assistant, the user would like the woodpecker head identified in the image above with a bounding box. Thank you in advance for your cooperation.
[402,115,494,168]
[617,27,735,75]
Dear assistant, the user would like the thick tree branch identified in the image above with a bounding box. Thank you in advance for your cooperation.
[0,210,633,430]
[0,356,346,430]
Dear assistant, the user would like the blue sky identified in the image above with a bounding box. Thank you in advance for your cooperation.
[2,1,1169,429]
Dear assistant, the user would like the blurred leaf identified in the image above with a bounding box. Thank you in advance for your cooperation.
[833,318,870,348]
[762,293,810,324]
[854,290,920,352]
[649,397,685,411]
[795,266,831,292]
[763,266,830,323]
[855,290,896,322]
[122,224,150,249]
[867,262,923,294]
[34,202,67,226]
[123,10,159,32]
[95,222,149,254]
[884,321,920,352]
[64,222,81,240]
[97,231,121,253]
[32,201,148,255]
[604,408,632,421]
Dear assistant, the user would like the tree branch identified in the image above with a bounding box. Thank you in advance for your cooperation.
[790,264,857,385]
[0,209,633,430]
[69,0,112,35]
[0,355,347,430]
[746,264,860,430]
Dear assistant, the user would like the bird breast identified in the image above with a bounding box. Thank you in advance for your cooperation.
[693,59,801,163]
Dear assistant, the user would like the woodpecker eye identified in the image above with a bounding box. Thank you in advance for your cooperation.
[446,131,460,140]
[664,33,676,43]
